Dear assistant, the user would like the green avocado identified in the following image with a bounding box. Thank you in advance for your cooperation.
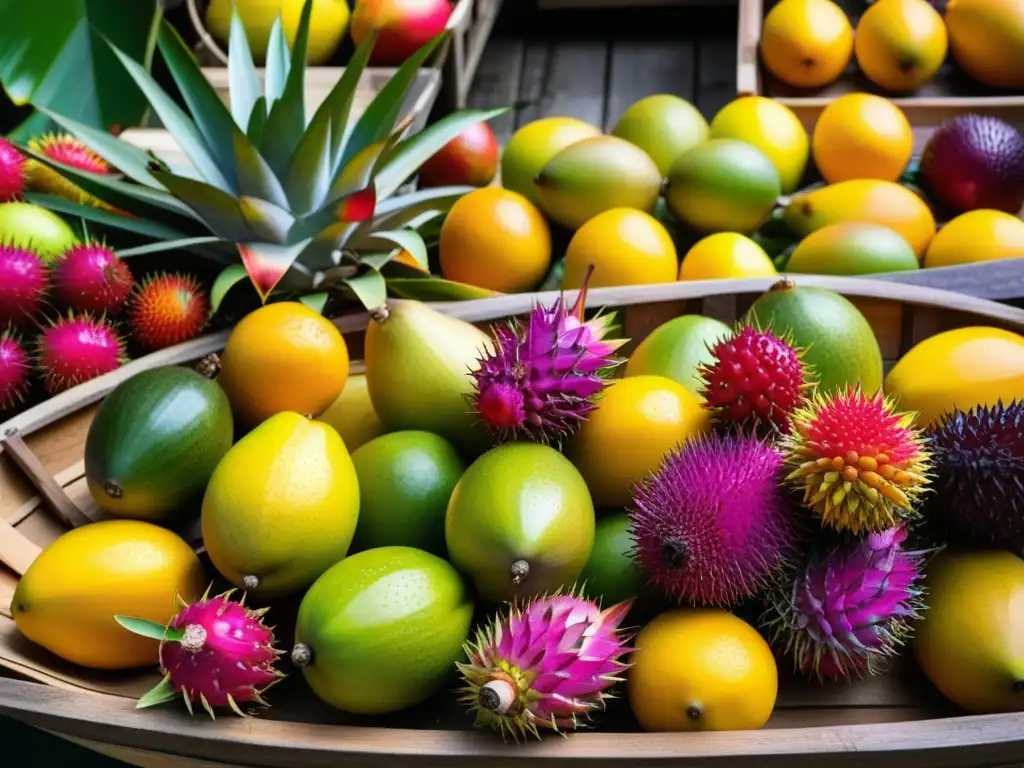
[84,365,234,523]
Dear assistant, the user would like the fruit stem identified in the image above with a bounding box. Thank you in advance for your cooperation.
[769,277,796,293]
[660,538,689,570]
[243,575,260,591]
[478,679,517,715]
[181,624,207,653]
[368,303,390,324]
[291,643,314,668]
[510,559,530,585]
[103,480,123,500]
[1013,680,1024,693]
[686,704,703,721]
[195,354,221,380]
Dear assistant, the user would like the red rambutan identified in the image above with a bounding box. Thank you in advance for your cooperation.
[0,327,31,412]
[35,311,126,394]
[26,133,113,209]
[53,241,133,315]
[128,273,210,351]
[0,137,27,201]
[0,244,48,327]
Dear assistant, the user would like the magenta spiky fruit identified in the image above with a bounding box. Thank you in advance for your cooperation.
[628,432,804,606]
[36,312,125,394]
[0,244,47,327]
[470,268,627,445]
[0,137,27,201]
[53,241,132,314]
[0,328,30,412]
[781,387,933,535]
[924,400,1024,549]
[764,525,926,681]
[122,590,284,718]
[697,323,813,434]
[457,591,633,740]
[128,272,210,350]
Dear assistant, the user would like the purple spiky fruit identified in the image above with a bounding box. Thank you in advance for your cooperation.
[924,400,1024,549]
[763,525,926,681]
[628,432,804,606]
[470,267,627,445]
[920,115,1024,214]
[52,241,133,314]
[457,591,633,740]
[36,312,126,394]
[0,328,30,411]
[0,137,27,201]
[0,244,47,328]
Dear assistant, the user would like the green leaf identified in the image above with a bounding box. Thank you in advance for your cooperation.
[154,171,253,241]
[228,8,262,130]
[247,96,268,146]
[328,123,404,202]
[117,236,226,259]
[136,676,178,710]
[360,229,428,270]
[0,0,161,132]
[261,0,313,177]
[375,108,509,199]
[115,616,183,642]
[232,128,290,209]
[238,238,314,300]
[211,264,250,312]
[263,15,291,109]
[386,277,501,301]
[299,291,329,314]
[285,113,334,216]
[343,267,387,311]
[156,22,238,185]
[339,31,449,173]
[239,196,295,243]
[354,186,472,239]
[321,28,379,174]
[24,192,200,242]
[106,34,233,192]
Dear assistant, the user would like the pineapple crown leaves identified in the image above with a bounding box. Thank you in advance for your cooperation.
[20,0,508,315]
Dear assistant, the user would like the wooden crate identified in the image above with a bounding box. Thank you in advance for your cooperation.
[536,0,730,8]
[1,278,1024,767]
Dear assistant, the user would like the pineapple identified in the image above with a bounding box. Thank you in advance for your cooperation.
[19,0,506,314]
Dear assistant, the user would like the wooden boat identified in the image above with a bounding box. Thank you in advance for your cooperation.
[2,276,1024,767]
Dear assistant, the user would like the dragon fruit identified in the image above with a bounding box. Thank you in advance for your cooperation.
[0,137,27,201]
[763,525,927,681]
[457,591,633,740]
[0,244,48,328]
[52,241,133,314]
[117,589,284,718]
[469,267,627,445]
[35,311,126,394]
[780,386,933,535]
[0,328,31,412]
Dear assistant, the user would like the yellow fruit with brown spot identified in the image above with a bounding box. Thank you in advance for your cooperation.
[946,0,1024,89]
[923,209,1024,268]
[318,373,386,453]
[760,0,854,89]
[628,608,778,731]
[854,0,948,93]
[567,375,710,509]
[11,520,205,670]
[883,326,1024,427]
[562,208,678,290]
[812,93,913,183]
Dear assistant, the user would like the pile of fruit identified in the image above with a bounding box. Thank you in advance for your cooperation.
[10,275,1024,736]
[760,0,1024,93]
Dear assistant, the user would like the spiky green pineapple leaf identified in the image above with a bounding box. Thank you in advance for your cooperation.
[375,107,508,198]
[105,35,233,193]
[228,8,262,130]
[23,192,201,242]
[352,186,472,239]
[326,29,379,174]
[117,236,229,260]
[136,677,178,710]
[232,129,290,209]
[342,267,387,310]
[285,112,334,217]
[36,108,166,190]
[338,31,449,173]
[211,264,251,313]
[386,277,501,301]
[156,22,238,184]
[261,0,313,178]
[238,238,314,301]
[299,292,330,315]
[289,185,376,242]
[360,229,428,270]
[154,171,254,242]
[247,96,268,145]
[263,15,291,110]
[239,196,295,243]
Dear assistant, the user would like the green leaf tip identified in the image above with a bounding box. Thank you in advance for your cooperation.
[115,615,184,643]
[136,676,178,710]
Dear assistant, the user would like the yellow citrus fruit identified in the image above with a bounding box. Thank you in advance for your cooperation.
[11,520,205,670]
[218,301,349,426]
[884,326,1024,426]
[561,208,678,290]
[317,373,386,453]
[812,93,913,183]
[679,232,779,281]
[439,187,552,293]
[567,375,710,508]
[627,608,779,731]
[709,96,810,193]
[923,209,1024,268]
[854,0,948,92]
[760,0,854,89]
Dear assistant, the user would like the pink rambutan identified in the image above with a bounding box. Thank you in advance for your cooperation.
[469,268,627,445]
[52,241,132,315]
[128,273,210,351]
[763,525,927,681]
[628,432,805,606]
[697,323,813,434]
[35,311,126,394]
[780,386,933,535]
[457,591,633,740]
[0,244,48,327]
[26,133,113,208]
[0,327,31,412]
[117,589,284,718]
[0,136,27,201]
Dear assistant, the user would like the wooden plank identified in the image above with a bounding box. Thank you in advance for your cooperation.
[467,36,525,144]
[605,38,697,129]
[516,38,610,129]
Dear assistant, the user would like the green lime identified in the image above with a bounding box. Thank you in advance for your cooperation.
[624,314,732,396]
[293,546,474,715]
[579,512,646,607]
[350,430,465,556]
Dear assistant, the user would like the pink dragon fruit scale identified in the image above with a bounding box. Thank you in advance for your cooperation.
[469,265,628,446]
[457,590,634,740]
